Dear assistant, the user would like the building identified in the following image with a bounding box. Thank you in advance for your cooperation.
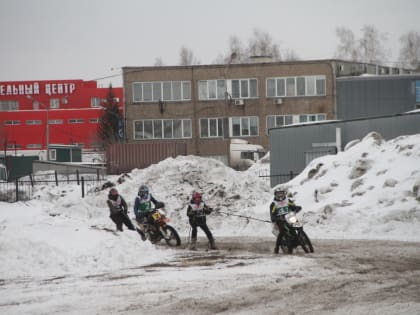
[337,74,420,120]
[269,111,420,187]
[122,59,410,166]
[0,79,123,160]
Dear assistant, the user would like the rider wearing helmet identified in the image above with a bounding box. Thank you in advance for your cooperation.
[270,187,302,254]
[186,191,216,250]
[134,185,164,225]
[107,187,137,232]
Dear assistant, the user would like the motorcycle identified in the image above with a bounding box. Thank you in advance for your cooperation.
[135,207,181,247]
[273,211,314,254]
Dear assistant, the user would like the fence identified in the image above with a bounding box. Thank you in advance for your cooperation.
[258,170,297,187]
[0,169,107,203]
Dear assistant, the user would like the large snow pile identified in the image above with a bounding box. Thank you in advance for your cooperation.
[281,132,420,241]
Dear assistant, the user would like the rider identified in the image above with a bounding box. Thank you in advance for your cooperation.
[270,187,302,254]
[186,191,216,250]
[106,187,137,232]
[134,185,164,227]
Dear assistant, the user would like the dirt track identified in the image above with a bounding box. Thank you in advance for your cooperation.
[135,238,420,314]
[1,238,420,314]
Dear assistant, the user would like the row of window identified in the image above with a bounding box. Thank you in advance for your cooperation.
[0,97,117,111]
[3,118,100,125]
[133,113,326,139]
[133,76,326,102]
[133,81,191,103]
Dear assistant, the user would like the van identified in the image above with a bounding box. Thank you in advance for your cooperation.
[229,139,266,170]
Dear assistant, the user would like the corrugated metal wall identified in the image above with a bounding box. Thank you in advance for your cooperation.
[337,76,418,120]
[106,143,187,174]
[269,112,420,187]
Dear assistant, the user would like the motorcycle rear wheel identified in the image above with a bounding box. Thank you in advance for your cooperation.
[298,230,314,253]
[163,225,181,247]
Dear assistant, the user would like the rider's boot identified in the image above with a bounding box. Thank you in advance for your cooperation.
[209,238,217,250]
[189,238,197,250]
[136,227,146,241]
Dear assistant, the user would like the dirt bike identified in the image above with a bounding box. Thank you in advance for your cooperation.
[135,208,181,247]
[273,211,314,254]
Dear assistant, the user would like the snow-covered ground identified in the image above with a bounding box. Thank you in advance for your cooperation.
[0,132,419,314]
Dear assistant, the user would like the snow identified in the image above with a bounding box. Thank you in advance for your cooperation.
[0,132,419,313]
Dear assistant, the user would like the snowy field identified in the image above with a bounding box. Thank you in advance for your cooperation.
[1,132,419,314]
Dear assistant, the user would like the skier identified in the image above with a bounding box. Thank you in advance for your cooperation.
[186,191,216,250]
[106,187,137,232]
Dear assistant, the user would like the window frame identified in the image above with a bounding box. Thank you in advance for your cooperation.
[132,81,192,103]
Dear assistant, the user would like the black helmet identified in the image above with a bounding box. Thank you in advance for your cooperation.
[274,187,287,201]
[109,188,119,201]
[138,185,149,197]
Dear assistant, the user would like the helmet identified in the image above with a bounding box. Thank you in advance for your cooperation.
[109,188,119,200]
[274,187,287,201]
[138,185,149,197]
[192,191,202,203]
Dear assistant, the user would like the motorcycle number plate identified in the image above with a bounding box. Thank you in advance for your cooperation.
[152,212,161,220]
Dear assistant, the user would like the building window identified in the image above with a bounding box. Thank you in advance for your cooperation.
[266,75,326,97]
[134,119,192,139]
[91,97,101,107]
[50,98,60,109]
[26,144,42,149]
[200,118,224,138]
[7,143,22,149]
[68,119,85,124]
[26,120,42,125]
[230,116,259,137]
[132,81,191,102]
[230,79,258,99]
[198,80,226,100]
[0,100,18,111]
[48,119,63,124]
[266,113,326,133]
[4,120,20,125]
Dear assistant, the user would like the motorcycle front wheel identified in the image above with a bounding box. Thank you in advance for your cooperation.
[163,225,181,247]
[298,230,314,253]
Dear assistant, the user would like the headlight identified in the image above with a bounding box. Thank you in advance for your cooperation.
[288,216,297,224]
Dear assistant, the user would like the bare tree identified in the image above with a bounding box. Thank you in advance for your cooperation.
[334,26,359,61]
[358,25,389,64]
[283,48,300,61]
[179,46,200,66]
[247,28,281,60]
[154,57,164,66]
[399,30,420,69]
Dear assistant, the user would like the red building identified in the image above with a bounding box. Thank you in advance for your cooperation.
[0,79,123,158]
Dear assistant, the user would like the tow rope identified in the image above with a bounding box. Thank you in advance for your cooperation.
[214,209,271,223]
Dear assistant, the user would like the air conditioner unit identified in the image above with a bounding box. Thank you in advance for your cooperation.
[234,99,244,106]
[273,98,283,105]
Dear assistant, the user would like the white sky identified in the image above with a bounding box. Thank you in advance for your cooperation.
[0,0,419,87]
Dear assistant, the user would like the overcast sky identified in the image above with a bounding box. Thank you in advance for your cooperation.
[1,0,418,87]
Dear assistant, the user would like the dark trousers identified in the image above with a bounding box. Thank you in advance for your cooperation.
[275,220,287,251]
[189,216,214,241]
[110,212,136,231]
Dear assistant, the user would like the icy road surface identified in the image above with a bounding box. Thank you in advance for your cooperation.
[1,238,419,315]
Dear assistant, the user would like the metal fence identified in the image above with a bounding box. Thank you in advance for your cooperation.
[258,170,297,187]
[0,170,107,203]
